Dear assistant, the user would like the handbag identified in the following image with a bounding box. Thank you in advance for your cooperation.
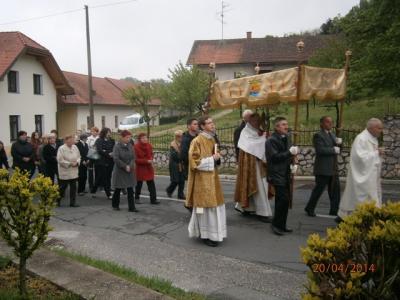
[87,148,100,160]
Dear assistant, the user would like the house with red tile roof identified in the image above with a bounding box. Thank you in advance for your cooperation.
[0,31,73,147]
[58,71,161,137]
[187,32,334,80]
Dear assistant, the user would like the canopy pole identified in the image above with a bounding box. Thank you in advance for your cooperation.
[337,50,352,137]
[289,40,305,209]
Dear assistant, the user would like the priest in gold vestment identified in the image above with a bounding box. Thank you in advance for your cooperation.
[234,113,273,222]
[186,116,227,247]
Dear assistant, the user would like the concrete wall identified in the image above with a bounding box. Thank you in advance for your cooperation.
[58,104,160,134]
[57,106,77,138]
[0,54,57,147]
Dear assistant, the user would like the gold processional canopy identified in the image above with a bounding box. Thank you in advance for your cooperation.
[210,66,346,109]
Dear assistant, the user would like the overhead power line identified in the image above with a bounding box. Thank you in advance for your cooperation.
[0,0,138,26]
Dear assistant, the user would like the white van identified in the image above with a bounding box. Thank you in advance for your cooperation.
[118,113,147,130]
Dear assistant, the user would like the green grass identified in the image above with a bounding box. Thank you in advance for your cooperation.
[212,98,398,129]
[52,248,206,300]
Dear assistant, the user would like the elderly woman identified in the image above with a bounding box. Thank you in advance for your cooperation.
[166,130,185,199]
[134,133,159,204]
[57,135,81,207]
[111,130,138,212]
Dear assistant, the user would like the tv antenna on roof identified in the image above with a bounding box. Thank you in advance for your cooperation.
[216,1,231,40]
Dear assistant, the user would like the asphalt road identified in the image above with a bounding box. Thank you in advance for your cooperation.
[47,176,400,300]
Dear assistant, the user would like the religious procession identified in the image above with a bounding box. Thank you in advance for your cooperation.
[0,1,399,299]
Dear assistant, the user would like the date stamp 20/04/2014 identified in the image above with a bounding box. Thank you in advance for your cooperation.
[312,263,377,273]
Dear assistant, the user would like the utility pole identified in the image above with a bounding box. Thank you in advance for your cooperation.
[85,5,94,128]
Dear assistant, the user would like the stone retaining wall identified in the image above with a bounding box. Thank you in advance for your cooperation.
[154,114,400,179]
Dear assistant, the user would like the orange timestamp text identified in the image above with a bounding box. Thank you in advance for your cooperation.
[312,263,377,273]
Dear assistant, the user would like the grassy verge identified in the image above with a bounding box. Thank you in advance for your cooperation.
[52,248,206,300]
[0,255,80,300]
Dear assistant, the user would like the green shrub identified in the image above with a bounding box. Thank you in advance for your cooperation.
[0,169,59,298]
[301,202,400,300]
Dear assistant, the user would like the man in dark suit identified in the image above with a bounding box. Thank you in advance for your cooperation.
[266,117,299,236]
[305,116,341,217]
[76,133,89,196]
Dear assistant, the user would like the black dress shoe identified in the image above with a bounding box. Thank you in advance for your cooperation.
[166,189,172,198]
[271,225,285,236]
[304,208,316,217]
[203,239,218,247]
[151,200,160,205]
[257,216,272,223]
[113,207,120,211]
[178,195,186,200]
[283,227,293,233]
[70,204,80,208]
[128,208,139,212]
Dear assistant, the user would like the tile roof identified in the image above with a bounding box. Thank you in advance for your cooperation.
[0,31,73,95]
[62,71,161,106]
[187,35,335,65]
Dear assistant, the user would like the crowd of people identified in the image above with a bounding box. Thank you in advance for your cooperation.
[0,127,159,211]
[0,112,385,248]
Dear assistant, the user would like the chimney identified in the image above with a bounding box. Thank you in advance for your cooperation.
[246,31,252,39]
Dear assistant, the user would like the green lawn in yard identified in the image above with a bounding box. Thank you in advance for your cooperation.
[212,98,398,130]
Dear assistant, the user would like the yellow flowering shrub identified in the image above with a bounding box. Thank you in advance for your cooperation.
[301,202,400,300]
[0,169,59,297]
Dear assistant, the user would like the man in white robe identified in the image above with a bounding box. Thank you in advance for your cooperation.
[234,113,273,222]
[337,118,384,221]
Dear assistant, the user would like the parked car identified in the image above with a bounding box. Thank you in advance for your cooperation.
[118,113,147,130]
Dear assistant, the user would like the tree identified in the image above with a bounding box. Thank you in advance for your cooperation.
[0,169,58,297]
[310,0,400,99]
[164,62,209,116]
[123,82,158,137]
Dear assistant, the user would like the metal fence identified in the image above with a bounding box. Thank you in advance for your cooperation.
[294,128,361,148]
[146,126,361,151]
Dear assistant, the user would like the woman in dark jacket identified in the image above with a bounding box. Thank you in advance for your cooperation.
[43,134,59,183]
[0,141,10,170]
[111,130,138,212]
[11,131,35,178]
[166,130,185,199]
[134,133,159,204]
[91,127,115,199]
[30,131,41,172]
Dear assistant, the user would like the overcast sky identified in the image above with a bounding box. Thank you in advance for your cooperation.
[1,0,359,80]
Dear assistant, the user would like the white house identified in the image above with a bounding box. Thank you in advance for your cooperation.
[0,31,73,148]
[187,32,335,80]
[58,71,161,137]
